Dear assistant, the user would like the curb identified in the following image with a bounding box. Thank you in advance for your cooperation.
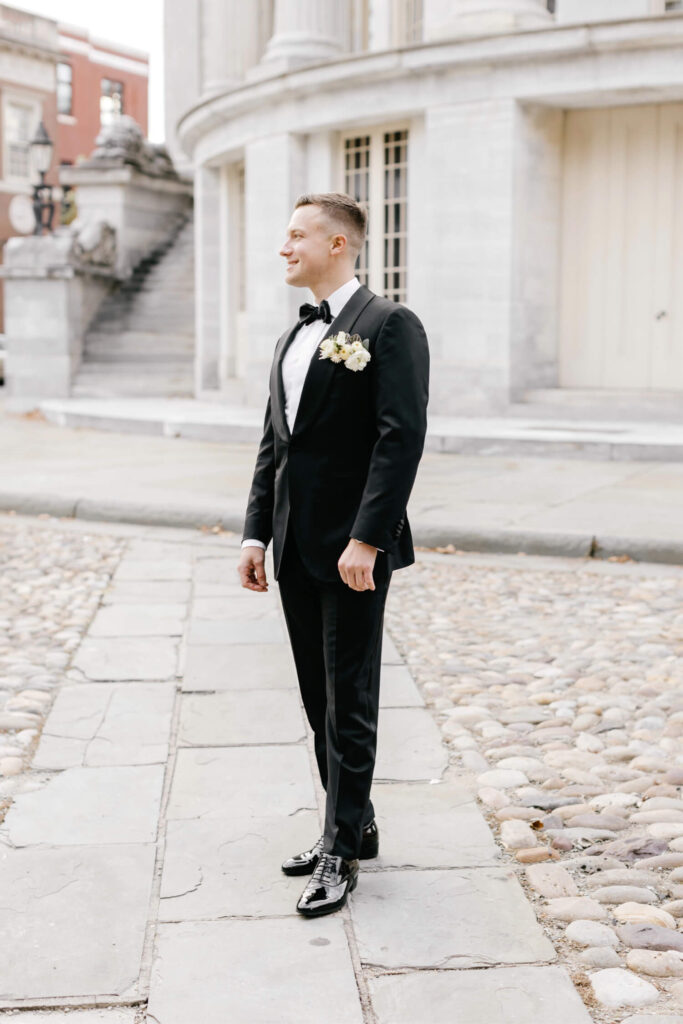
[1,490,682,567]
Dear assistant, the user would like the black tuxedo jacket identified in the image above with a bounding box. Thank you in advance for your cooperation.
[242,283,430,582]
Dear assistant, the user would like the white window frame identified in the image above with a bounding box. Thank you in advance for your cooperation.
[1,90,42,188]
[339,122,410,303]
[392,0,423,45]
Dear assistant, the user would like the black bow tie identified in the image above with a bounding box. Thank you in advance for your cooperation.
[298,299,332,326]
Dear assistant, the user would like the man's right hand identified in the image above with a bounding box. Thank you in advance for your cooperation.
[238,546,269,592]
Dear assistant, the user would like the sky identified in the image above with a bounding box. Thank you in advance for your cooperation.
[10,0,166,141]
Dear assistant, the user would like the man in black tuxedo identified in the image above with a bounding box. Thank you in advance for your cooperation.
[238,192,429,917]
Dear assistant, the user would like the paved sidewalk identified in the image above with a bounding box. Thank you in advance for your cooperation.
[1,406,683,564]
[0,519,593,1023]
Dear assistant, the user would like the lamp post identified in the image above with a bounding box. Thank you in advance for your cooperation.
[29,120,55,235]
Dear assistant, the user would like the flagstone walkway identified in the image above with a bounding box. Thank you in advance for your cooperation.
[0,518,594,1023]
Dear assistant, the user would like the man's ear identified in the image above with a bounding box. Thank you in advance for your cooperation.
[330,233,347,255]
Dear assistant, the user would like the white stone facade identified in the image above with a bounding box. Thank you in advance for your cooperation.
[164,0,683,415]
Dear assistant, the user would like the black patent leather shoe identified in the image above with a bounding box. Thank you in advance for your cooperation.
[296,854,359,917]
[281,820,379,876]
[281,835,325,876]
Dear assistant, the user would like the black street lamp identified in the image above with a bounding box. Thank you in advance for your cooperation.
[29,120,55,235]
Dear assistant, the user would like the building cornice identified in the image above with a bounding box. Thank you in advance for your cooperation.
[0,33,60,63]
[177,13,683,159]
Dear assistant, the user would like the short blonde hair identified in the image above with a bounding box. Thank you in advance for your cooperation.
[294,192,367,256]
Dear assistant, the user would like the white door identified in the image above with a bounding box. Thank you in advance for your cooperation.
[559,103,683,391]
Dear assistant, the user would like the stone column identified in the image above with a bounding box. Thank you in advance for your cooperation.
[194,163,222,392]
[424,0,551,41]
[259,0,349,71]
[420,98,519,414]
[200,0,266,93]
[243,133,306,400]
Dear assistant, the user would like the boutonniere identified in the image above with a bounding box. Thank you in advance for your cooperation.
[319,332,371,372]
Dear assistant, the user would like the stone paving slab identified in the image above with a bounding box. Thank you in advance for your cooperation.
[186,617,286,645]
[192,578,247,598]
[374,707,448,781]
[194,557,242,583]
[88,603,186,637]
[113,559,192,581]
[103,579,191,604]
[166,746,316,820]
[622,1017,683,1023]
[379,664,425,707]
[146,917,364,1024]
[0,844,155,1005]
[381,630,402,664]
[4,1012,137,1023]
[73,636,179,681]
[127,539,200,561]
[351,867,557,968]
[191,594,281,620]
[372,780,500,868]
[178,689,305,747]
[159,810,321,920]
[368,964,593,1024]
[33,683,175,768]
[182,642,298,691]
[3,765,165,846]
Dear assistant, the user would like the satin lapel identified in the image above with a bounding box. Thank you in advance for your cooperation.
[270,323,300,441]
[292,285,375,437]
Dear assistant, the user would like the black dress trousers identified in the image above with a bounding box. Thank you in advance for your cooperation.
[277,523,392,861]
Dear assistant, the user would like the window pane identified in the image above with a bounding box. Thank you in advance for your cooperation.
[344,135,371,287]
[100,79,123,126]
[6,102,34,178]
[382,129,408,303]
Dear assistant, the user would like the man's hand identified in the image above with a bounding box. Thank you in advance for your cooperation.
[238,546,268,592]
[338,539,377,592]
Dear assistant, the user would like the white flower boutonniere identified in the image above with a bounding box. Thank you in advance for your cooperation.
[319,331,371,372]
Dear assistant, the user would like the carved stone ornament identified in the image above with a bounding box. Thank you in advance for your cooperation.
[53,218,117,268]
[83,114,180,179]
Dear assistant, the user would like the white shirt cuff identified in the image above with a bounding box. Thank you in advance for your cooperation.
[241,539,266,550]
[353,538,384,552]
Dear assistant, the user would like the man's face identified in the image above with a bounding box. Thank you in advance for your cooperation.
[279,204,337,288]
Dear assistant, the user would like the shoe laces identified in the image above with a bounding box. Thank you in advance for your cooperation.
[311,852,339,887]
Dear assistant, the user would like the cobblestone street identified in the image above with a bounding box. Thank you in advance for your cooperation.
[388,549,683,1020]
[0,517,124,793]
[1,513,682,1022]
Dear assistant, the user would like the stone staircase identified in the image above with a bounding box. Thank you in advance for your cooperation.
[72,213,195,398]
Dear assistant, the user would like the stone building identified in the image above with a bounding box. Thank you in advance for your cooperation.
[164,0,683,418]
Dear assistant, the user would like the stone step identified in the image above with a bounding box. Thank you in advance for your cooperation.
[77,361,193,375]
[80,354,194,367]
[89,316,195,332]
[72,378,193,399]
[74,211,196,398]
[514,388,683,424]
[85,330,194,346]
[38,398,683,460]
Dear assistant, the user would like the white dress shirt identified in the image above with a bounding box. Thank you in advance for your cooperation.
[282,276,361,433]
[243,276,380,552]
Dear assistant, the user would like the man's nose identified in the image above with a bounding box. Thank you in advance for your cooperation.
[280,241,292,256]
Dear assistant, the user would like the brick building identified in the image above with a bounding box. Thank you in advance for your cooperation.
[56,23,148,167]
[0,5,148,332]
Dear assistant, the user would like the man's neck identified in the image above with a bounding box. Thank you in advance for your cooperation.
[310,272,356,304]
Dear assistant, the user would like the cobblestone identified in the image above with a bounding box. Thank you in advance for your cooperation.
[387,551,683,1022]
[0,514,124,799]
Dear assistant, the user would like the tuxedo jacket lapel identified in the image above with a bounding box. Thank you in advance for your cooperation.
[270,285,375,442]
[270,324,298,441]
[291,284,375,438]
